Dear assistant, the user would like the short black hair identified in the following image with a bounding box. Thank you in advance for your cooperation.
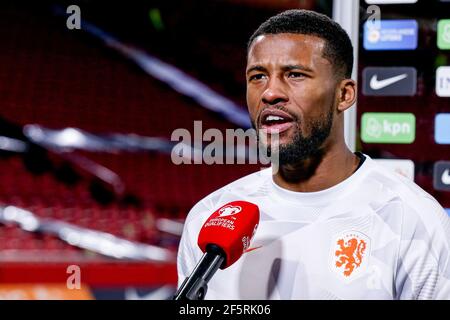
[247,9,353,79]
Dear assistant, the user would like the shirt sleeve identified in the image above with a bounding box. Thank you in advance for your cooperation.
[395,197,450,300]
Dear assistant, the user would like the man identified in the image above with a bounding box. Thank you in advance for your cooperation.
[177,9,450,299]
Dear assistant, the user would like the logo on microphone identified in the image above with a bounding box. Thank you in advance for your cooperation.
[242,236,250,251]
[218,205,242,218]
[204,204,244,230]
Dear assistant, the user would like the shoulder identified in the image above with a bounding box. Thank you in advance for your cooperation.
[361,155,449,235]
[359,156,449,285]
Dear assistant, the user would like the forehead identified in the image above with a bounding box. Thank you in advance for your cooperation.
[247,33,329,69]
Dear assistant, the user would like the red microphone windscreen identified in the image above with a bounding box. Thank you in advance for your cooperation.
[197,201,260,269]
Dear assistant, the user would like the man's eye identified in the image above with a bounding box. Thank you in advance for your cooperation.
[249,74,265,81]
[288,72,305,78]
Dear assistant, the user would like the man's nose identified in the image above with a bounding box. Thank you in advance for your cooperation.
[261,78,289,105]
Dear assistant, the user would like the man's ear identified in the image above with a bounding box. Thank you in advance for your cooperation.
[336,79,357,113]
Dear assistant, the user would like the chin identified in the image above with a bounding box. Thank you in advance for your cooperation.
[271,133,295,147]
[263,137,293,154]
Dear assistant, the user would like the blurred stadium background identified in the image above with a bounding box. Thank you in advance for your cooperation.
[0,0,448,299]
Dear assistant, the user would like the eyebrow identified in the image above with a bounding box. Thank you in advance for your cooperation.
[246,64,314,75]
[282,64,314,73]
[246,65,267,75]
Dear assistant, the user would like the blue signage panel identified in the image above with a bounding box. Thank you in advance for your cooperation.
[364,20,418,50]
[435,113,450,144]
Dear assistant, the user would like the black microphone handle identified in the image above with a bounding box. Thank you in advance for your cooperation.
[173,244,225,300]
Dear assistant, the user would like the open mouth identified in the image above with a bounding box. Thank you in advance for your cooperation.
[259,109,295,134]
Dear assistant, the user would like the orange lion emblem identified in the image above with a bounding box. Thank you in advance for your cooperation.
[335,237,367,277]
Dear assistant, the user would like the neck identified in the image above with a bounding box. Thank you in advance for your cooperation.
[272,140,360,193]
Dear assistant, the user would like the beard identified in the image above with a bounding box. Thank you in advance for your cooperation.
[257,107,334,166]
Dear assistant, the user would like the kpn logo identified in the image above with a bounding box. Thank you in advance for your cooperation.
[361,113,415,143]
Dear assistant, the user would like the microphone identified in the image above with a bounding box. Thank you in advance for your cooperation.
[174,200,260,300]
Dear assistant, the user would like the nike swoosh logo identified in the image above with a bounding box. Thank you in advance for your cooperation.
[442,169,450,185]
[370,73,408,90]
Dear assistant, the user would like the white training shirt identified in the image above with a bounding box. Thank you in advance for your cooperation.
[177,154,450,299]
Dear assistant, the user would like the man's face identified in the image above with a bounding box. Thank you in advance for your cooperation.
[246,33,338,164]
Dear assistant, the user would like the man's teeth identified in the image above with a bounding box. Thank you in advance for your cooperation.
[266,115,284,121]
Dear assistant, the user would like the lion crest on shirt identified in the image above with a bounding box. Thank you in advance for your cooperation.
[331,231,370,281]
